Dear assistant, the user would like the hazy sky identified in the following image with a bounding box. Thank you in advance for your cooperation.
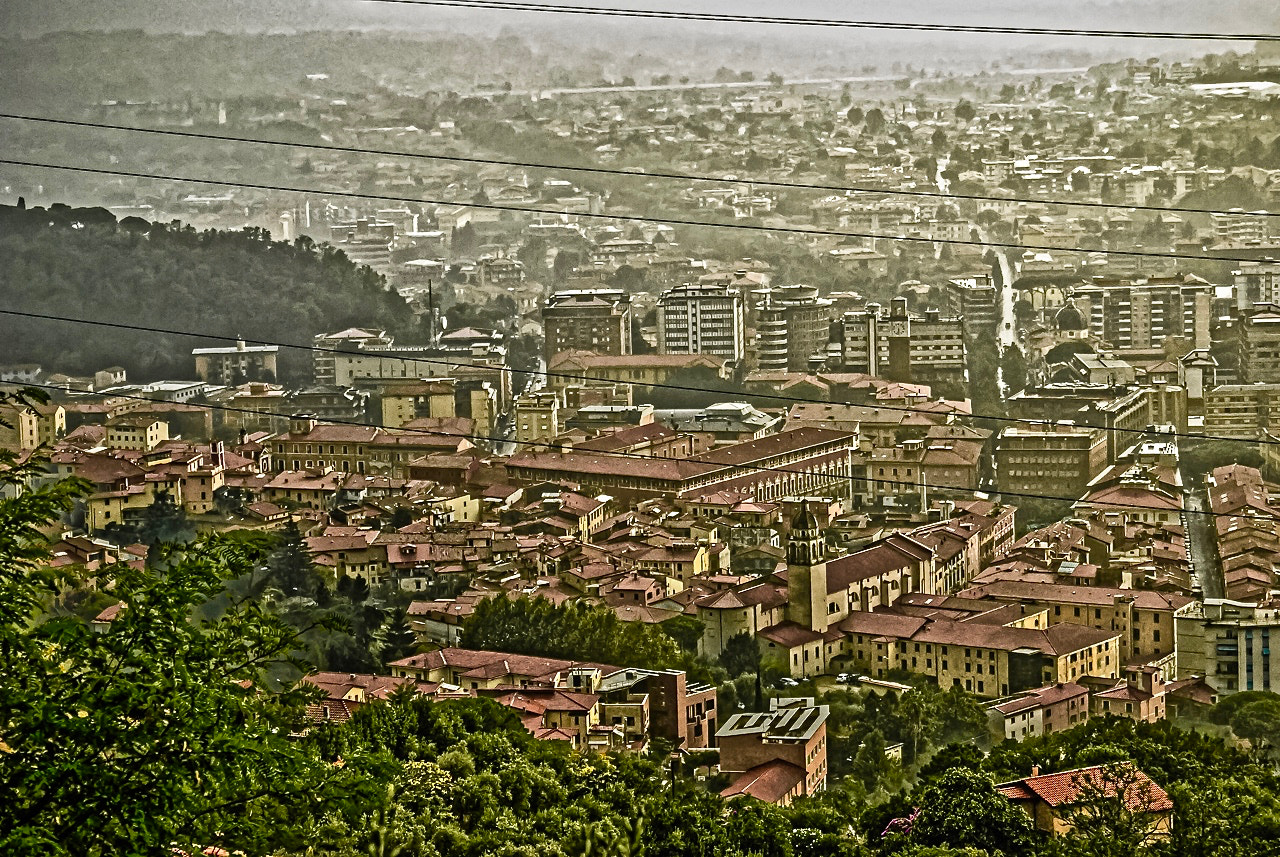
[3,0,1276,40]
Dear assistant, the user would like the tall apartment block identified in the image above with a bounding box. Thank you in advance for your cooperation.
[1069,275,1213,351]
[657,282,746,363]
[542,289,633,363]
[754,284,832,372]
[944,273,999,335]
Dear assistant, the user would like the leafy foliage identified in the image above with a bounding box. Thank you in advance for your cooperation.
[460,594,683,669]
[0,452,344,856]
[0,204,417,383]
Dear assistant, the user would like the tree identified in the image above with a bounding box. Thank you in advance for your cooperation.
[1230,698,1280,756]
[846,106,864,125]
[660,614,704,652]
[901,768,1035,855]
[955,100,976,122]
[864,108,886,135]
[719,631,762,677]
[1058,764,1172,856]
[0,448,343,855]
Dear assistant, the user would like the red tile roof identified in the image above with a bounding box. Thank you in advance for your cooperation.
[720,759,807,804]
[998,764,1172,813]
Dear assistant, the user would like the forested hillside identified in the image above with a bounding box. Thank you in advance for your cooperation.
[0,203,418,382]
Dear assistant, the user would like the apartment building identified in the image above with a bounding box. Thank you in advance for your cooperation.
[1069,275,1213,351]
[995,423,1109,499]
[1232,259,1280,311]
[657,281,746,363]
[192,339,279,384]
[840,611,1121,697]
[1177,599,1280,694]
[542,289,633,363]
[1237,304,1280,384]
[754,284,833,372]
[944,273,999,334]
[954,581,1195,672]
[1203,383,1280,438]
[988,681,1091,740]
[513,390,561,444]
[836,298,966,389]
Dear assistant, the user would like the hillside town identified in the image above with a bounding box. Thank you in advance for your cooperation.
[3,6,1280,856]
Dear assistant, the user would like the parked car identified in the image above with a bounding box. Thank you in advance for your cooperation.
[775,677,800,688]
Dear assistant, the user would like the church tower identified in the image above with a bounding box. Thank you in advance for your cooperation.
[786,501,829,633]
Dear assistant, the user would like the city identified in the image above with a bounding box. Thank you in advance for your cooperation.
[2,2,1280,855]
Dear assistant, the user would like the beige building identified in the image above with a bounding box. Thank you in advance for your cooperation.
[1203,383,1280,438]
[513,390,561,444]
[106,418,170,452]
[995,423,1109,499]
[1177,599,1280,694]
[192,339,279,384]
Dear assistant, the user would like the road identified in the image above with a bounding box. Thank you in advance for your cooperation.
[1184,487,1223,599]
[977,226,1019,350]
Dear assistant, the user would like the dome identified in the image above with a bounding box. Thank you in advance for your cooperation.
[1055,303,1085,331]
[791,501,819,532]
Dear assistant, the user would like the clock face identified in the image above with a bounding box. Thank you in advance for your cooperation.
[887,321,909,337]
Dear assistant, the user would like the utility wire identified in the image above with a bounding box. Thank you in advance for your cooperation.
[353,0,1280,42]
[1,157,1271,264]
[4,112,1276,220]
[19,379,1265,522]
[1,306,1274,449]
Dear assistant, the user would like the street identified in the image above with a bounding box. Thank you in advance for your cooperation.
[1184,487,1223,600]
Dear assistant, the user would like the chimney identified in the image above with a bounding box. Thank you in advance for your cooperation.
[1030,764,1041,777]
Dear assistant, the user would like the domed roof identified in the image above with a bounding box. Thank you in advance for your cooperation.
[1055,303,1085,331]
[791,501,819,532]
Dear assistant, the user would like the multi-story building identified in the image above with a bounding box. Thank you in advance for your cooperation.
[547,351,727,392]
[105,418,170,452]
[717,697,829,805]
[1006,385,1154,461]
[331,337,509,407]
[944,273,999,334]
[988,681,1091,740]
[542,289,633,363]
[1203,383,1280,438]
[754,284,833,372]
[1068,275,1213,351]
[1212,209,1272,246]
[506,427,858,503]
[955,581,1195,672]
[1232,260,1280,311]
[841,611,1122,696]
[657,282,746,363]
[192,339,279,384]
[1238,304,1280,384]
[836,298,967,389]
[312,327,394,386]
[995,424,1109,499]
[330,218,395,275]
[513,390,561,444]
[1177,599,1280,694]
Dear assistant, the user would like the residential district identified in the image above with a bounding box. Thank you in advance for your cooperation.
[4,30,1280,851]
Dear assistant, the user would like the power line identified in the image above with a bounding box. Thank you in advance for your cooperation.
[353,0,1280,42]
[1,157,1270,265]
[4,112,1276,221]
[1,306,1274,449]
[17,379,1265,522]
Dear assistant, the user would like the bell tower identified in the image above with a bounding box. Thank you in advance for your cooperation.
[786,501,829,633]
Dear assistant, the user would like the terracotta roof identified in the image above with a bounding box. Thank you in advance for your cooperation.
[720,760,806,804]
[997,764,1172,813]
